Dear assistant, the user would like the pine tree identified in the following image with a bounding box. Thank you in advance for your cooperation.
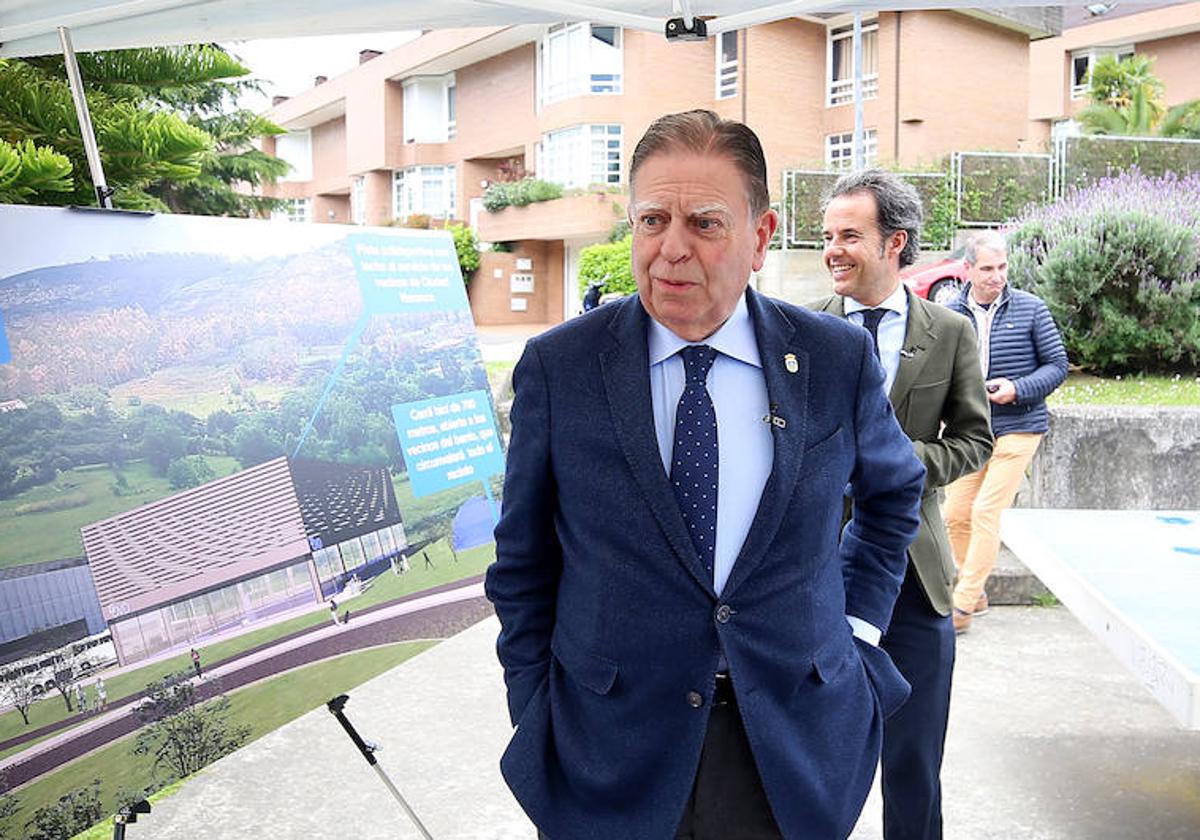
[0,45,287,213]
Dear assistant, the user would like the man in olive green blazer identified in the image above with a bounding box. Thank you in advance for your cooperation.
[808,170,993,840]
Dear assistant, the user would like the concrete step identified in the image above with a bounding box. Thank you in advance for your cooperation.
[983,542,1051,606]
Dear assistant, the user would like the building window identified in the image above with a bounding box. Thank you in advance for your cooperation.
[826,130,878,172]
[1070,45,1134,99]
[392,165,457,219]
[537,124,622,189]
[403,73,456,143]
[351,176,366,225]
[716,31,739,99]
[273,198,312,223]
[275,130,312,181]
[539,23,623,106]
[827,20,878,107]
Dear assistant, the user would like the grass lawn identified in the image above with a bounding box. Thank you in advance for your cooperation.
[0,538,493,757]
[0,457,241,569]
[1048,372,1200,407]
[109,364,293,418]
[2,641,435,840]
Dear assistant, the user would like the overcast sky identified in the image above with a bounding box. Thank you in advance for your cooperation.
[226,32,420,112]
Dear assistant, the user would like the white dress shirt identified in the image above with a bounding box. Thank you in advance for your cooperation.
[844,283,908,396]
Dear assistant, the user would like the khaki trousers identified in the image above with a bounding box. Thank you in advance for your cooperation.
[943,432,1043,613]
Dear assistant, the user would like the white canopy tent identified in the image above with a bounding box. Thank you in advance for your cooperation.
[1,0,1075,58]
[0,0,1071,205]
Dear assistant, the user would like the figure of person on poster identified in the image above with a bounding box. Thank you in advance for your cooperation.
[486,109,925,840]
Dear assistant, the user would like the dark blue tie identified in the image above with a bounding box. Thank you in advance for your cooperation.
[671,345,719,573]
[859,308,886,359]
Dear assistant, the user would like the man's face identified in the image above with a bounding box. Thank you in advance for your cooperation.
[821,192,905,307]
[967,245,1008,305]
[630,151,777,341]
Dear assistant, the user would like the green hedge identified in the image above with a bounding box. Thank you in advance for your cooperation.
[956,153,1051,225]
[1061,135,1200,191]
[577,235,634,298]
[1007,170,1200,374]
[783,169,953,250]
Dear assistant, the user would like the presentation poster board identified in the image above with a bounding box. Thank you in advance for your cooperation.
[0,205,503,827]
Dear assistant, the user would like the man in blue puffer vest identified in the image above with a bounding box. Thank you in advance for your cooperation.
[943,231,1067,633]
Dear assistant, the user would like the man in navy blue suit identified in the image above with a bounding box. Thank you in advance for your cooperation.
[485,111,926,840]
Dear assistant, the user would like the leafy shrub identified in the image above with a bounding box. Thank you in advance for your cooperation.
[481,178,563,211]
[577,235,634,298]
[481,182,512,212]
[446,223,481,283]
[167,455,216,490]
[1007,169,1200,374]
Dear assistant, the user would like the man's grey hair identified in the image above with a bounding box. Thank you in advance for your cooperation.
[963,230,1008,265]
[824,169,923,268]
[630,109,770,217]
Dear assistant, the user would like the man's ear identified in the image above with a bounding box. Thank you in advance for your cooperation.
[886,229,908,263]
[752,209,779,271]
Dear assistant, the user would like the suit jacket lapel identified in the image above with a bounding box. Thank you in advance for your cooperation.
[721,289,808,599]
[888,288,937,408]
[599,297,715,595]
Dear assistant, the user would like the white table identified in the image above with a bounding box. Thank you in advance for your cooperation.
[1002,509,1200,730]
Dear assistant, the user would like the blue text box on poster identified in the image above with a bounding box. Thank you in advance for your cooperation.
[392,390,505,497]
[0,310,9,365]
[349,232,468,315]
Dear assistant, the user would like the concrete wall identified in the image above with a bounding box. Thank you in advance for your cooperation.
[1029,405,1200,509]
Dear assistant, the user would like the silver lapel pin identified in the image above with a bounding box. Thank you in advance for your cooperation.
[784,353,798,374]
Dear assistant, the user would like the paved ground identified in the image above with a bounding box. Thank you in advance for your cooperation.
[133,603,1200,839]
[852,605,1200,839]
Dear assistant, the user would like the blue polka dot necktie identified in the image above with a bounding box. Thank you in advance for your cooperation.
[671,345,719,574]
[859,308,886,360]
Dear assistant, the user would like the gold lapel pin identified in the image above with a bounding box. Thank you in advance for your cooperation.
[784,353,798,374]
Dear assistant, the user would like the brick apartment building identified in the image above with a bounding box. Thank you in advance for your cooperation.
[258,4,1198,324]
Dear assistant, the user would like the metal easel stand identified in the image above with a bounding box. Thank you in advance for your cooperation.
[57,25,114,209]
[327,694,435,840]
[111,799,150,839]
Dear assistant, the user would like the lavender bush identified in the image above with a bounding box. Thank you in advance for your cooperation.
[1007,170,1200,373]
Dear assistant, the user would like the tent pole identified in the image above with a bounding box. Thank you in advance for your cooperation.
[852,13,865,171]
[57,26,113,209]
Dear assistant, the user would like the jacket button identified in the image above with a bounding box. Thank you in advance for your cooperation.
[686,691,704,708]
[715,604,732,624]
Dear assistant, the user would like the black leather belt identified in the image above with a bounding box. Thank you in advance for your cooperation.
[713,672,736,706]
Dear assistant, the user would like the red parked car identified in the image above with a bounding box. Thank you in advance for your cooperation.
[901,251,968,305]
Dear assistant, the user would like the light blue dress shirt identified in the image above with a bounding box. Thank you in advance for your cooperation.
[648,294,883,645]
[844,283,909,395]
[648,295,772,597]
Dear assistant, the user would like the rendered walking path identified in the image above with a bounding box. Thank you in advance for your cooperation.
[1,579,490,791]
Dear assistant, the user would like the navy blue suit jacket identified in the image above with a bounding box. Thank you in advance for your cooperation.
[485,289,926,839]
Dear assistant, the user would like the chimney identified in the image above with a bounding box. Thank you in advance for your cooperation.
[314,75,328,86]
[359,49,382,64]
[272,95,290,106]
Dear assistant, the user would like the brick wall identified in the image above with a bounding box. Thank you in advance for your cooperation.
[469,242,564,325]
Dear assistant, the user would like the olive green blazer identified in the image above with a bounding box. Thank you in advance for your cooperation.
[809,287,994,615]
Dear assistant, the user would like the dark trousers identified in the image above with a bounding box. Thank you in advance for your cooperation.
[539,683,782,840]
[880,566,956,840]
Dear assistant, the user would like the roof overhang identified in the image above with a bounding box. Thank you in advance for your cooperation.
[0,0,1082,58]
